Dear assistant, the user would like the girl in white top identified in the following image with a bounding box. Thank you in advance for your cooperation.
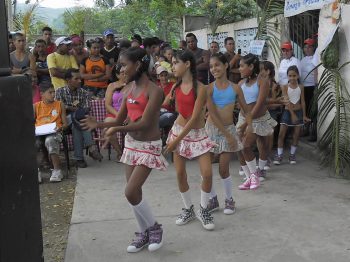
[278,42,301,86]
[274,66,310,165]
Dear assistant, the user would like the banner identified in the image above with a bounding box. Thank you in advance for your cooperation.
[284,0,333,17]
[249,40,266,56]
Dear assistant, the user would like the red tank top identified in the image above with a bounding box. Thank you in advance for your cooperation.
[127,87,148,122]
[175,87,195,119]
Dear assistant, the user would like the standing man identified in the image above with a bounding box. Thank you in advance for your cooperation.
[223,37,241,84]
[47,36,79,90]
[185,33,210,84]
[209,41,220,55]
[101,29,119,82]
[42,26,56,55]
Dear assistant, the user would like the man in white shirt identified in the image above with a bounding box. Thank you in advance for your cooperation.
[278,42,301,86]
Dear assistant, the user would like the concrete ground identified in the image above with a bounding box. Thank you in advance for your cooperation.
[65,153,350,262]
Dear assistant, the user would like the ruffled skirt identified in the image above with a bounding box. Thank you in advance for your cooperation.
[236,112,277,137]
[120,134,168,171]
[166,123,216,159]
[205,122,243,154]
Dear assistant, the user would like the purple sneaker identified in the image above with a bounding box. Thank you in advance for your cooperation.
[127,231,149,253]
[224,198,236,215]
[148,222,163,252]
[207,195,219,213]
[273,154,283,165]
[289,154,297,164]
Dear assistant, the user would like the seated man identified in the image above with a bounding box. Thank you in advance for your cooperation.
[34,82,68,182]
[55,68,102,168]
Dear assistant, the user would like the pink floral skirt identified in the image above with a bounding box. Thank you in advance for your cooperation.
[120,134,168,171]
[166,123,216,159]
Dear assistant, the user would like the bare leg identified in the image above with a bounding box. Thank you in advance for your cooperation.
[292,126,301,146]
[218,153,231,179]
[173,152,189,193]
[50,153,60,170]
[197,152,213,193]
[277,125,288,149]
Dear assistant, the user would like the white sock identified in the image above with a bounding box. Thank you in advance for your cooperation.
[241,165,250,179]
[130,204,148,232]
[221,176,233,200]
[133,199,156,228]
[259,159,267,170]
[277,148,283,155]
[210,185,217,199]
[246,158,257,174]
[290,146,297,155]
[180,190,193,209]
[201,190,211,208]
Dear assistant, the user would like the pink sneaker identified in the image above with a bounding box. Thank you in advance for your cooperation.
[250,173,260,190]
[238,176,251,190]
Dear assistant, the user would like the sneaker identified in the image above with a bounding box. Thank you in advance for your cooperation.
[257,168,266,182]
[175,205,196,225]
[273,154,283,165]
[224,198,236,215]
[197,205,215,230]
[77,160,87,168]
[250,173,260,190]
[238,167,245,176]
[38,169,42,184]
[89,149,103,161]
[238,176,251,190]
[50,169,62,182]
[148,222,163,252]
[264,159,271,171]
[127,231,149,253]
[207,195,219,213]
[289,154,297,164]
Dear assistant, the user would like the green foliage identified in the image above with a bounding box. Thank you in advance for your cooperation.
[94,0,115,8]
[321,30,339,69]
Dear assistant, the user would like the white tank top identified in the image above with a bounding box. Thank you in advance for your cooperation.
[287,85,301,104]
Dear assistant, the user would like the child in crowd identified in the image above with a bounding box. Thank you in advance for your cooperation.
[236,54,277,190]
[206,53,249,214]
[80,39,111,98]
[34,82,68,182]
[164,50,216,230]
[82,47,167,253]
[274,66,310,165]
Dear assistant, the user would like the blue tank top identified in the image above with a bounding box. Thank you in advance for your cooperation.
[241,80,259,104]
[212,82,236,108]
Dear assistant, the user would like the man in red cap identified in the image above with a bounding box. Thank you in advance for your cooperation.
[278,41,301,86]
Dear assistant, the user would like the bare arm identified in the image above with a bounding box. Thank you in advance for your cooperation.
[29,54,37,76]
[196,50,210,71]
[250,77,269,119]
[49,67,67,78]
[60,102,68,129]
[79,64,104,80]
[97,64,112,82]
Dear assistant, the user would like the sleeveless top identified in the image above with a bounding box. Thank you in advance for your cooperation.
[287,85,301,104]
[10,51,30,70]
[241,80,259,104]
[81,56,109,88]
[212,82,236,108]
[127,87,148,122]
[175,87,195,119]
[112,90,123,112]
[34,100,63,128]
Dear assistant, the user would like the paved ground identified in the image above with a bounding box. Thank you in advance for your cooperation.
[65,153,350,262]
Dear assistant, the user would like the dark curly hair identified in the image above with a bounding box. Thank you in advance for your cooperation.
[241,53,260,78]
[120,47,150,82]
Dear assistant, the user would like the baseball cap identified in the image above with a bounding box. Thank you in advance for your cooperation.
[55,36,72,46]
[304,38,315,46]
[103,29,114,37]
[156,66,168,75]
[281,41,292,50]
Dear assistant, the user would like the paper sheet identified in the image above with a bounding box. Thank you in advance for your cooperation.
[35,123,57,136]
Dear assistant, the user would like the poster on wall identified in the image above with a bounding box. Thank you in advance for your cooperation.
[249,40,266,56]
[284,0,334,17]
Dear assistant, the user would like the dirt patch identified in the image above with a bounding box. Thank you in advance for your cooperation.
[39,167,77,262]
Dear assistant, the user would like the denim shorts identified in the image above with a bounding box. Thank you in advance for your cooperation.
[280,109,303,126]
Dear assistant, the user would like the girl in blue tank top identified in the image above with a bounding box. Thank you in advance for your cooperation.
[236,54,277,190]
[205,53,250,214]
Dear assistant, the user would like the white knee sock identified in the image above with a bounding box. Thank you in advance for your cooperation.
[221,176,233,200]
[180,190,193,209]
[290,146,297,155]
[210,184,217,199]
[130,204,148,232]
[201,190,211,208]
[259,159,267,170]
[246,158,257,174]
[133,199,156,228]
[241,165,250,179]
[277,148,283,155]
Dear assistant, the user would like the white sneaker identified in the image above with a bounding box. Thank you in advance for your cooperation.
[50,169,62,182]
[38,169,42,184]
[238,167,245,176]
[197,205,215,231]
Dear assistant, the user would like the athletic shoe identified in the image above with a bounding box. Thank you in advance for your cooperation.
[89,149,103,161]
[257,168,266,182]
[250,173,260,190]
[50,169,62,182]
[238,176,251,190]
[175,205,196,225]
[197,205,215,230]
[224,198,236,215]
[77,160,88,168]
[38,169,42,184]
[127,231,149,253]
[239,167,245,176]
[289,154,297,164]
[273,154,283,165]
[264,159,271,171]
[148,222,163,252]
[207,195,219,213]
